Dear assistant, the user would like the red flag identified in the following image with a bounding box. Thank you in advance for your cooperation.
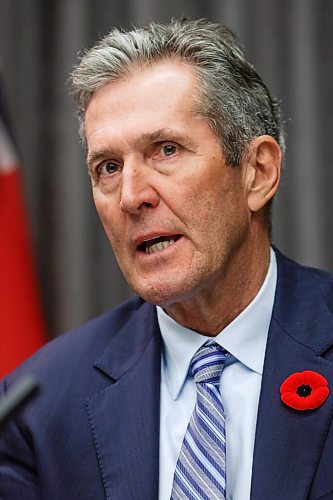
[0,79,46,378]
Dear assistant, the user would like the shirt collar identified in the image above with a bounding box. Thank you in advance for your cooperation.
[157,248,277,400]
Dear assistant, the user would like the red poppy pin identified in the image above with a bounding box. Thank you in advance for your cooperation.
[280,370,329,410]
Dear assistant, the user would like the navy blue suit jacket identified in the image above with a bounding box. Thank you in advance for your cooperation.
[1,250,333,499]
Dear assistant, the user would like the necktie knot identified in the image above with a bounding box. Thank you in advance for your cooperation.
[191,342,228,384]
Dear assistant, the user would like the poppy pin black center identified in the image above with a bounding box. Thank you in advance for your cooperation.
[296,384,312,397]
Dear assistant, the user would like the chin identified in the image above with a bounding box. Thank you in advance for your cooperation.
[128,274,202,307]
[132,285,181,307]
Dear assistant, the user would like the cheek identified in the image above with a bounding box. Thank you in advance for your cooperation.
[93,192,124,247]
[167,175,210,221]
[196,179,248,244]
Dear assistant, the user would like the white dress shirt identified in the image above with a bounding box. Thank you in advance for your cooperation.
[158,248,277,500]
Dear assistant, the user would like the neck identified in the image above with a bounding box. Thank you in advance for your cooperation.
[164,237,271,336]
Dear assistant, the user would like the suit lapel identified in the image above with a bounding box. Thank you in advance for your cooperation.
[86,302,162,500]
[251,252,333,500]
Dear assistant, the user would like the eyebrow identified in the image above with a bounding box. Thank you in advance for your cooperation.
[86,149,113,171]
[86,128,194,169]
[137,128,190,145]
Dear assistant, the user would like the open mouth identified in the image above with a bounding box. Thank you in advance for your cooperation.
[137,235,183,255]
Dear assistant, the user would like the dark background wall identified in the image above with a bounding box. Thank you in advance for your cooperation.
[1,0,332,337]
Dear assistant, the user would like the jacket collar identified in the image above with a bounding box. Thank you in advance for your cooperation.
[251,250,333,499]
[86,301,162,500]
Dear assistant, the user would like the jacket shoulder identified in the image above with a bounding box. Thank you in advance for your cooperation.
[275,248,333,304]
[3,295,149,384]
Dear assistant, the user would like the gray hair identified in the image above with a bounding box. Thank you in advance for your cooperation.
[71,18,285,167]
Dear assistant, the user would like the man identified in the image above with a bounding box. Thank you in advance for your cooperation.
[1,18,333,500]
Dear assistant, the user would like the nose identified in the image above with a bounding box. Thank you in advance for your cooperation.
[119,162,159,215]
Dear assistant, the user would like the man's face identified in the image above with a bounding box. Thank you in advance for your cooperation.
[85,61,251,307]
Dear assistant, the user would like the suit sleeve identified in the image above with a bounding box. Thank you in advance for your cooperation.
[0,378,40,499]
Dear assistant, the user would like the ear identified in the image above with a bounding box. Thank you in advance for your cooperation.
[243,135,282,213]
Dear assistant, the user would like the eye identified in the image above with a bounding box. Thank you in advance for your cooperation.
[98,161,119,176]
[161,143,177,157]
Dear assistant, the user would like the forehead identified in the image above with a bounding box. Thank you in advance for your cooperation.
[84,60,203,146]
[88,58,200,106]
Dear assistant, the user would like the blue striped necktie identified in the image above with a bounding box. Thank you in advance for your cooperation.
[171,341,228,500]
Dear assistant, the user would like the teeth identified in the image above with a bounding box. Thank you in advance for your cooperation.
[145,239,175,254]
